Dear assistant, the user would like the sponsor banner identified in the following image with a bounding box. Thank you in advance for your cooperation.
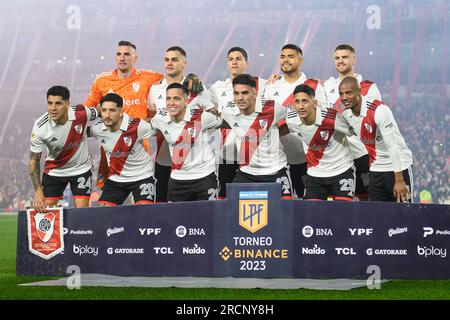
[15,184,450,278]
[27,208,64,260]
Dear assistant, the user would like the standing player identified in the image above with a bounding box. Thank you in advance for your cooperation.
[339,77,413,202]
[324,44,382,200]
[148,46,213,202]
[264,44,328,198]
[286,85,354,200]
[209,47,267,199]
[29,86,98,212]
[88,93,158,206]
[220,74,292,198]
[85,41,201,188]
[151,83,221,202]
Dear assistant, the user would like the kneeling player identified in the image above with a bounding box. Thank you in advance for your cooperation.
[29,86,99,212]
[151,83,221,202]
[287,84,355,200]
[89,93,158,206]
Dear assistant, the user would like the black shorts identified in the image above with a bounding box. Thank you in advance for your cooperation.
[233,167,293,198]
[218,161,239,199]
[289,162,307,199]
[168,172,218,202]
[42,169,92,200]
[304,167,355,201]
[99,176,156,206]
[369,167,413,202]
[354,154,370,197]
[154,162,171,203]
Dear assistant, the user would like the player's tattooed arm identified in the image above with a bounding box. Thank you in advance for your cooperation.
[28,152,42,191]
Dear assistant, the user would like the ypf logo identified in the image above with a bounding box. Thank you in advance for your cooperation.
[238,191,268,233]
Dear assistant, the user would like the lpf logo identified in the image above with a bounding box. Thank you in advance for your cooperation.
[238,191,268,233]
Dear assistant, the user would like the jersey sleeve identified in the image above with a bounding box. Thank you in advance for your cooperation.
[375,105,402,172]
[84,106,99,124]
[315,83,328,106]
[190,87,215,111]
[139,119,157,139]
[334,112,353,136]
[84,78,103,107]
[29,123,44,154]
[274,101,287,121]
[366,83,382,101]
[201,110,222,130]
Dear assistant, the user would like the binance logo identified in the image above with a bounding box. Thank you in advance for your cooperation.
[239,191,268,233]
[219,246,232,261]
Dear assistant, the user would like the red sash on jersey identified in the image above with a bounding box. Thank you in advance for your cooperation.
[306,108,337,168]
[171,110,203,170]
[304,79,319,91]
[240,101,275,167]
[360,100,382,167]
[44,105,87,174]
[108,118,140,178]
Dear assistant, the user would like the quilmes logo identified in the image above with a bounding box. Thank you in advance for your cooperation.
[239,191,268,233]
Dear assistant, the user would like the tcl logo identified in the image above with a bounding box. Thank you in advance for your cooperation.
[335,247,356,255]
[349,228,373,236]
[153,247,174,255]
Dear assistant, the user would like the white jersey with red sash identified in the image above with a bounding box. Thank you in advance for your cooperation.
[30,105,98,177]
[324,74,381,160]
[149,77,215,166]
[287,106,353,177]
[221,99,287,176]
[151,108,221,180]
[90,114,156,183]
[210,76,267,162]
[264,73,328,165]
[342,97,413,172]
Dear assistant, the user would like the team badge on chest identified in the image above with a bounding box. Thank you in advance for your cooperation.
[132,82,140,93]
[123,136,133,146]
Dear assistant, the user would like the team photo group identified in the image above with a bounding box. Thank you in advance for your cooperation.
[29,41,413,211]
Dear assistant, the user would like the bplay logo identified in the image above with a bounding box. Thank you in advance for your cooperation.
[417,245,447,258]
[72,244,99,256]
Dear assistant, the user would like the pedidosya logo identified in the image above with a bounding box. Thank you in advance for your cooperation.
[239,191,268,233]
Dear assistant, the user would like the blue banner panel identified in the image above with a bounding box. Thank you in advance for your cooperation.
[16,184,450,278]
[213,183,293,278]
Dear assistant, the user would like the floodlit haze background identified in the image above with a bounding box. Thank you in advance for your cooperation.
[0,0,448,208]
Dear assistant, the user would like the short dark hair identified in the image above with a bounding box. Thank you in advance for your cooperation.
[334,44,355,54]
[47,86,70,101]
[227,47,248,61]
[166,46,186,58]
[232,74,256,88]
[100,93,123,108]
[166,82,189,96]
[118,40,136,51]
[282,44,303,56]
[293,84,315,97]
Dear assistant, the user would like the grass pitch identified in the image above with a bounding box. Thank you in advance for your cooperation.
[0,214,449,300]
